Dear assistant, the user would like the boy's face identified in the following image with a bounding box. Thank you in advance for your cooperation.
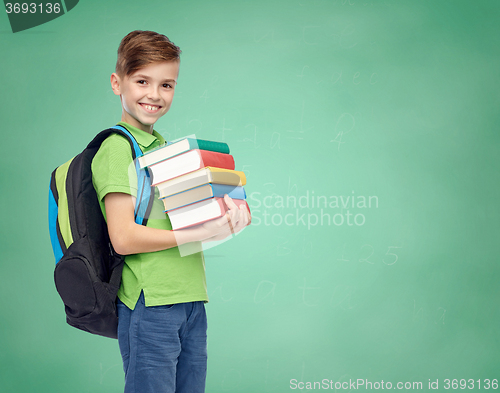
[111,61,180,133]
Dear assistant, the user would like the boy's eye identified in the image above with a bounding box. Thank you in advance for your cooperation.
[137,80,147,85]
[163,83,172,88]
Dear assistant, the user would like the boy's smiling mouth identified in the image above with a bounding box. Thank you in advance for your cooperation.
[140,103,162,112]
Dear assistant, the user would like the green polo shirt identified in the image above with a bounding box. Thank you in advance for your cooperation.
[91,122,208,310]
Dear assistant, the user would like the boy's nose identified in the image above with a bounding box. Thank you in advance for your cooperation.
[147,87,160,100]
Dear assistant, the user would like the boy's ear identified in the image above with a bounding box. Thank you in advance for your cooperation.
[110,73,122,96]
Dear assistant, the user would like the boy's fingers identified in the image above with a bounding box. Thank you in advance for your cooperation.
[225,195,243,222]
[239,204,251,226]
[239,205,248,226]
[224,196,241,224]
[224,194,237,208]
[230,206,250,235]
[201,203,250,242]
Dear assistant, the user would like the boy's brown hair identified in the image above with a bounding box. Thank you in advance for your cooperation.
[116,30,181,77]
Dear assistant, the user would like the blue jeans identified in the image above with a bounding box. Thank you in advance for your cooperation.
[117,292,207,393]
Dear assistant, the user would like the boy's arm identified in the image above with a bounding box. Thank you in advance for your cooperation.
[105,192,250,255]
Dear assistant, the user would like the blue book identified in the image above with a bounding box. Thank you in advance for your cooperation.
[161,183,246,211]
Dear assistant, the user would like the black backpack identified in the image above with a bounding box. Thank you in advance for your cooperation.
[48,125,154,339]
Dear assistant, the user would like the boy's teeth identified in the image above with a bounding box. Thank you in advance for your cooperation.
[143,104,158,110]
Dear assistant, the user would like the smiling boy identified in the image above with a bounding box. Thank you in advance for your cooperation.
[111,60,178,134]
[91,30,250,393]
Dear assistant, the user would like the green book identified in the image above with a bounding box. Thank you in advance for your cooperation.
[138,138,230,168]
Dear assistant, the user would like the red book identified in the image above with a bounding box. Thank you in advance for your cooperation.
[149,149,235,186]
[167,197,250,230]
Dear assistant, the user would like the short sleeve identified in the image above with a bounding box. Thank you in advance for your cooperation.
[91,134,138,202]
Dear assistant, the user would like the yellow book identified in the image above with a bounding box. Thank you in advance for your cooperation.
[155,166,247,199]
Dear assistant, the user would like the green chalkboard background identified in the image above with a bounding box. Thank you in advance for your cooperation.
[1,0,499,392]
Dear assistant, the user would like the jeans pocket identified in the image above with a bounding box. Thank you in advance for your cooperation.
[149,303,175,312]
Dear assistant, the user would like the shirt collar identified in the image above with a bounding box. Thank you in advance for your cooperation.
[117,121,166,149]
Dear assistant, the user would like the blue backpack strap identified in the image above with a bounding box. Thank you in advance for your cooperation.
[48,172,63,262]
[110,125,153,226]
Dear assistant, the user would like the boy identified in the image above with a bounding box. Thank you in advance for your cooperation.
[91,30,250,393]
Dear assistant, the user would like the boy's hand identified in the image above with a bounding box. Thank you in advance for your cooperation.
[224,194,251,233]
[198,194,251,242]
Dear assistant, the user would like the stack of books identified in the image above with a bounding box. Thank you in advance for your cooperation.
[138,137,249,230]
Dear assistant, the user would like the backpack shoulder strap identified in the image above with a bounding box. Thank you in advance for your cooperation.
[88,126,142,160]
[90,125,154,226]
